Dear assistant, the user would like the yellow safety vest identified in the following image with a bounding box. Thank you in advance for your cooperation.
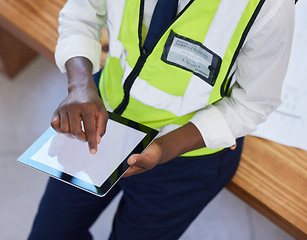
[100,0,265,156]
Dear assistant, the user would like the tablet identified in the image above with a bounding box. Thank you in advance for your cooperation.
[17,112,159,197]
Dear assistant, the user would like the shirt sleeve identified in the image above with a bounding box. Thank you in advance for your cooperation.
[55,0,107,74]
[189,0,295,149]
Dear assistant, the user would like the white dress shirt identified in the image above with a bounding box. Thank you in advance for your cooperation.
[55,0,295,150]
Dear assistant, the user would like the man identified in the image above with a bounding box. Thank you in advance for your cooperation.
[28,0,295,239]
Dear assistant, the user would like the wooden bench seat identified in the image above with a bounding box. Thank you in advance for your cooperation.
[0,0,63,76]
[0,0,306,239]
[228,136,307,240]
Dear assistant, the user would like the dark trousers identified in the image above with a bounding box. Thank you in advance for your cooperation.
[28,137,244,240]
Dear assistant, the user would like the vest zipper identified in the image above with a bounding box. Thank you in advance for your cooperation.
[113,48,149,115]
[114,0,195,115]
[113,0,148,115]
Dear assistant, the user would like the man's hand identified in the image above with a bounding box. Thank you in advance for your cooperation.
[51,57,108,154]
[124,141,164,177]
[51,87,108,154]
[123,122,206,177]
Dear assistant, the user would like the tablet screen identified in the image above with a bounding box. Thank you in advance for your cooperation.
[18,112,158,197]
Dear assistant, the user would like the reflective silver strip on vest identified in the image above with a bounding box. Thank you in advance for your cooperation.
[204,0,249,58]
[131,76,212,117]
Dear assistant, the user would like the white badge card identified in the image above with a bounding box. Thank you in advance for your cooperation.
[162,31,221,86]
[17,112,158,197]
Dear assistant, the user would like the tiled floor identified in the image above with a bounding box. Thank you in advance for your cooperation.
[0,57,296,239]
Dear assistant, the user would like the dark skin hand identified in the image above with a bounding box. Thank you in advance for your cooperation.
[51,57,108,154]
[51,56,206,177]
[124,121,205,177]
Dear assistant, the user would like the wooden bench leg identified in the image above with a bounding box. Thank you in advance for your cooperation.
[0,26,37,78]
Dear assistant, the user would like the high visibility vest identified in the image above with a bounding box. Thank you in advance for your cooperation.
[100,0,265,156]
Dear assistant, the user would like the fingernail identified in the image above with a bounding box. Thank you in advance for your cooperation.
[97,136,101,144]
[128,157,137,166]
[90,149,97,155]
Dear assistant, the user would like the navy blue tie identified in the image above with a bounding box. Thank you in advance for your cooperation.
[143,0,178,51]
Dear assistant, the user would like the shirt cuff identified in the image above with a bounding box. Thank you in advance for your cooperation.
[55,35,102,74]
[189,105,236,149]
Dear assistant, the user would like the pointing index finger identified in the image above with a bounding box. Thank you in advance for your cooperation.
[82,111,98,154]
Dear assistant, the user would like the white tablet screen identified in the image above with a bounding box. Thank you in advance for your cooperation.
[30,120,146,186]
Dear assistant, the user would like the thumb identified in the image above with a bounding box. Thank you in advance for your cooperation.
[127,154,140,166]
[127,153,157,170]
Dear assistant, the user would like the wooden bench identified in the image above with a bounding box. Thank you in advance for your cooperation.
[1,0,306,239]
[0,0,108,77]
[228,136,307,239]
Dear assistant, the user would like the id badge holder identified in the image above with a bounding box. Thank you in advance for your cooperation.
[162,31,222,86]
